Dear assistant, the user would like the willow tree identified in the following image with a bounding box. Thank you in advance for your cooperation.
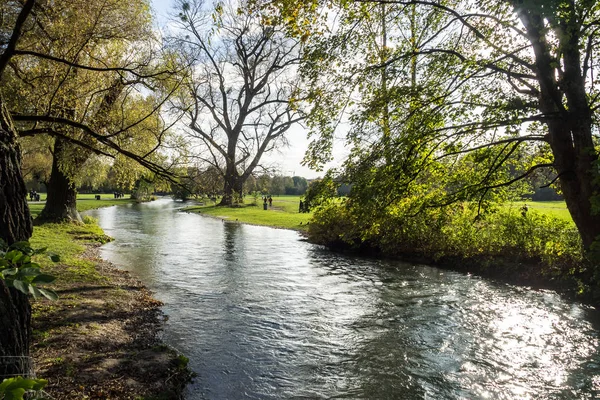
[0,0,179,379]
[257,0,600,252]
[2,0,174,222]
[172,0,304,205]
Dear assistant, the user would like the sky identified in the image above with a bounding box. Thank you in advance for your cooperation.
[149,0,345,179]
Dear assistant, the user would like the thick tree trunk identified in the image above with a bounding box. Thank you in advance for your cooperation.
[0,285,31,379]
[518,6,600,251]
[219,163,244,206]
[0,98,33,379]
[0,101,32,244]
[38,137,82,223]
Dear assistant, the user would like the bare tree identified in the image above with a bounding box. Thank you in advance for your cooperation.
[172,0,304,205]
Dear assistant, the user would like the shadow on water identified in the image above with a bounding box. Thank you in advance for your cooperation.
[86,199,600,399]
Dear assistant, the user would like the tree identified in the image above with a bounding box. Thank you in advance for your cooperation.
[270,175,286,195]
[19,136,53,191]
[257,0,600,252]
[0,1,38,378]
[3,0,173,223]
[172,0,304,205]
[0,0,179,378]
[291,175,308,194]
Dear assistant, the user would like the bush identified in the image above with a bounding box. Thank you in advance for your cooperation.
[82,215,97,225]
[309,200,583,284]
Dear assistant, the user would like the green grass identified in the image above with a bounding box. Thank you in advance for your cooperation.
[507,200,573,223]
[26,193,125,283]
[27,193,133,219]
[185,195,312,231]
[30,221,111,283]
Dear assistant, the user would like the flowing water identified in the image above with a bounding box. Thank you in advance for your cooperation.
[87,199,600,399]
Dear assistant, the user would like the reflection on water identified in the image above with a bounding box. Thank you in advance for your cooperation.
[87,199,600,399]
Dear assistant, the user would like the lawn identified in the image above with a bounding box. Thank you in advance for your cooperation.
[27,193,133,219]
[508,200,573,223]
[30,221,110,283]
[185,195,312,231]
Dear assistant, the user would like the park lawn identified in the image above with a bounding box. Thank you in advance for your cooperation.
[508,200,574,223]
[186,195,312,231]
[27,193,132,219]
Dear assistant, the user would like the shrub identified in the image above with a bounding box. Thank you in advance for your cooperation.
[309,200,583,282]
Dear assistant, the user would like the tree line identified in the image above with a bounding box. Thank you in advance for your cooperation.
[172,166,310,199]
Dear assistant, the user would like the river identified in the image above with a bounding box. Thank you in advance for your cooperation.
[86,199,600,399]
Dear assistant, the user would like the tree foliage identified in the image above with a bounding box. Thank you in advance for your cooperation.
[2,0,181,222]
[256,0,600,252]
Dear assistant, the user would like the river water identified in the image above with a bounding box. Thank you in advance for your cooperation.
[86,199,600,399]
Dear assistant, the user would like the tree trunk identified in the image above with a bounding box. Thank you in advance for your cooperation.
[0,101,32,244]
[219,163,243,206]
[0,98,33,379]
[517,5,600,251]
[38,137,82,223]
[0,284,31,379]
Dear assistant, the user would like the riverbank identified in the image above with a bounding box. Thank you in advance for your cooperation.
[183,195,312,231]
[29,220,192,399]
[307,201,595,302]
[186,198,591,301]
[28,194,135,219]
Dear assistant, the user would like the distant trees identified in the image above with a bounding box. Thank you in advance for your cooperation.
[171,168,310,199]
[171,0,304,205]
[171,165,224,200]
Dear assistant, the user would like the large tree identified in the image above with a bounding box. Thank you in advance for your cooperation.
[0,0,179,378]
[172,0,304,205]
[3,0,174,222]
[258,0,600,251]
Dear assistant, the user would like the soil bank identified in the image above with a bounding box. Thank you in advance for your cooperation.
[31,244,192,399]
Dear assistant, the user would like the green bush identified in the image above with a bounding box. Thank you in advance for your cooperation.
[81,215,97,225]
[309,200,583,282]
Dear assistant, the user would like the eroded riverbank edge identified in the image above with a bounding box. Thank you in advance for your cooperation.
[31,243,193,399]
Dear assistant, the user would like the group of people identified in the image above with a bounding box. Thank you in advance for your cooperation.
[263,195,273,207]
[28,189,40,201]
[113,192,125,199]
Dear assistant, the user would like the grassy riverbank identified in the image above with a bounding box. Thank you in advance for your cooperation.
[27,205,191,398]
[184,195,313,231]
[306,199,592,299]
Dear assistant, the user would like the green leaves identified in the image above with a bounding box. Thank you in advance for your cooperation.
[0,376,48,400]
[0,240,59,301]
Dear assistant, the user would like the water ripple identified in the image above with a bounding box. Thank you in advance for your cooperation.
[87,199,600,399]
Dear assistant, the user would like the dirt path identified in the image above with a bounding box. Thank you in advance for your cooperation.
[31,244,192,399]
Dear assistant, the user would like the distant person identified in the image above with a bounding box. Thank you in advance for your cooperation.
[521,203,528,217]
[299,200,303,213]
[268,195,272,207]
